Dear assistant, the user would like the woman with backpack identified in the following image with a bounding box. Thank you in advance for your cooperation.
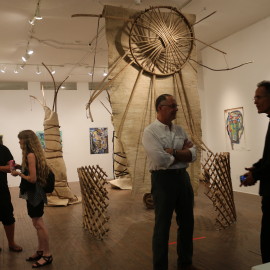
[11,129,53,268]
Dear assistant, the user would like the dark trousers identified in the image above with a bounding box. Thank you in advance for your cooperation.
[151,169,194,270]
[261,196,270,263]
[0,184,15,225]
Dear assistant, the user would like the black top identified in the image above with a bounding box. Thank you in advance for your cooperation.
[0,144,13,188]
[253,117,270,196]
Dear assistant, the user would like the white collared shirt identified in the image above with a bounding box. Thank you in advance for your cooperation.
[142,119,196,171]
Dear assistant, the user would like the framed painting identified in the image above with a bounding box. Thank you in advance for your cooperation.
[224,107,246,150]
[89,128,108,154]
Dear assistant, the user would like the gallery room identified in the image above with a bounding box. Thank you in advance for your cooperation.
[1,0,270,269]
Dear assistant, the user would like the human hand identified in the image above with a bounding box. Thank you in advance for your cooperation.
[15,164,22,170]
[182,139,193,150]
[164,148,174,155]
[240,171,256,187]
[11,170,21,177]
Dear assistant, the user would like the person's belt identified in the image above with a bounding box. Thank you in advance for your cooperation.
[151,168,186,174]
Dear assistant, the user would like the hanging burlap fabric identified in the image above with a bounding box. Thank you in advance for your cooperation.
[101,5,202,194]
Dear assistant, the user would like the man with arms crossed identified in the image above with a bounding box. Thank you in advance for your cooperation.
[142,94,198,270]
[242,81,270,264]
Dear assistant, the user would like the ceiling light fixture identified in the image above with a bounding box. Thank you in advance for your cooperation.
[103,70,108,77]
[36,66,41,74]
[22,54,30,62]
[14,65,19,74]
[27,49,34,55]
[29,0,43,25]
[88,72,93,76]
[0,66,6,73]
[50,66,56,75]
[34,1,43,20]
[20,64,25,70]
[29,18,36,25]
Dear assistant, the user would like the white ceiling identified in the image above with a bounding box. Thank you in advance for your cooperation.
[0,0,269,83]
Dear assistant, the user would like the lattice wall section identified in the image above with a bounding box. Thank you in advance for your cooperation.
[201,152,237,230]
[77,165,109,240]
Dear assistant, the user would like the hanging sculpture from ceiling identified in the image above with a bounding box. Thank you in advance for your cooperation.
[84,5,204,194]
[73,5,251,227]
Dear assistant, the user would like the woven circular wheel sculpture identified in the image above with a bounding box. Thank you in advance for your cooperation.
[129,6,194,76]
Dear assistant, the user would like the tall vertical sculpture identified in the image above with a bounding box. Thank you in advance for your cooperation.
[30,63,80,206]
[73,5,250,226]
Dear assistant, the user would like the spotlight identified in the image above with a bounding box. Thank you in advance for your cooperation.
[14,66,19,74]
[50,67,56,74]
[34,3,43,20]
[0,66,6,73]
[103,70,108,77]
[29,18,36,25]
[88,72,93,76]
[36,66,41,74]
[27,49,34,55]
[20,64,25,70]
[22,54,30,62]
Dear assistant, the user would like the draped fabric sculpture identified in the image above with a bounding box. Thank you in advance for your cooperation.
[31,64,80,206]
[73,5,248,227]
[86,5,203,194]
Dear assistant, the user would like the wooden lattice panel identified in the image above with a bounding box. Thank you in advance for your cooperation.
[77,165,109,240]
[201,152,237,230]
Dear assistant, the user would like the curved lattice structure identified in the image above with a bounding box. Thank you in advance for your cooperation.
[129,6,194,76]
[201,152,237,230]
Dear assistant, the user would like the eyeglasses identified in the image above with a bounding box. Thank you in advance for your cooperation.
[253,95,269,101]
[160,104,179,109]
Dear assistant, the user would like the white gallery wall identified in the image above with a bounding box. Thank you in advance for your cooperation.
[0,82,114,187]
[200,16,270,195]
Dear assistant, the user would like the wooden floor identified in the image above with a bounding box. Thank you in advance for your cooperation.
[0,182,262,270]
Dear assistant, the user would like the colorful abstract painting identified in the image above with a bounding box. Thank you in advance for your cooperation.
[224,107,245,150]
[90,128,108,154]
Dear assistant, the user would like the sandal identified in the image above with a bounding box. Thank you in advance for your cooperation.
[32,255,53,268]
[26,251,43,262]
[9,245,23,252]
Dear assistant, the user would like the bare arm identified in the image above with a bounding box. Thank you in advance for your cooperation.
[0,164,11,173]
[11,153,37,183]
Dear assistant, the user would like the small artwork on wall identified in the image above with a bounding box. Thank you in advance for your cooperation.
[89,127,108,154]
[224,107,246,150]
[36,131,45,149]
[36,131,62,149]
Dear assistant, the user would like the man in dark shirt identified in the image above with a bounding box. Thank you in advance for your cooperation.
[0,144,22,252]
[242,80,270,264]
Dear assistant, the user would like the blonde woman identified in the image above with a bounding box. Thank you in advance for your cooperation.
[11,130,53,268]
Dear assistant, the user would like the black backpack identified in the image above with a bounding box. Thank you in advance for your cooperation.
[44,170,55,193]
